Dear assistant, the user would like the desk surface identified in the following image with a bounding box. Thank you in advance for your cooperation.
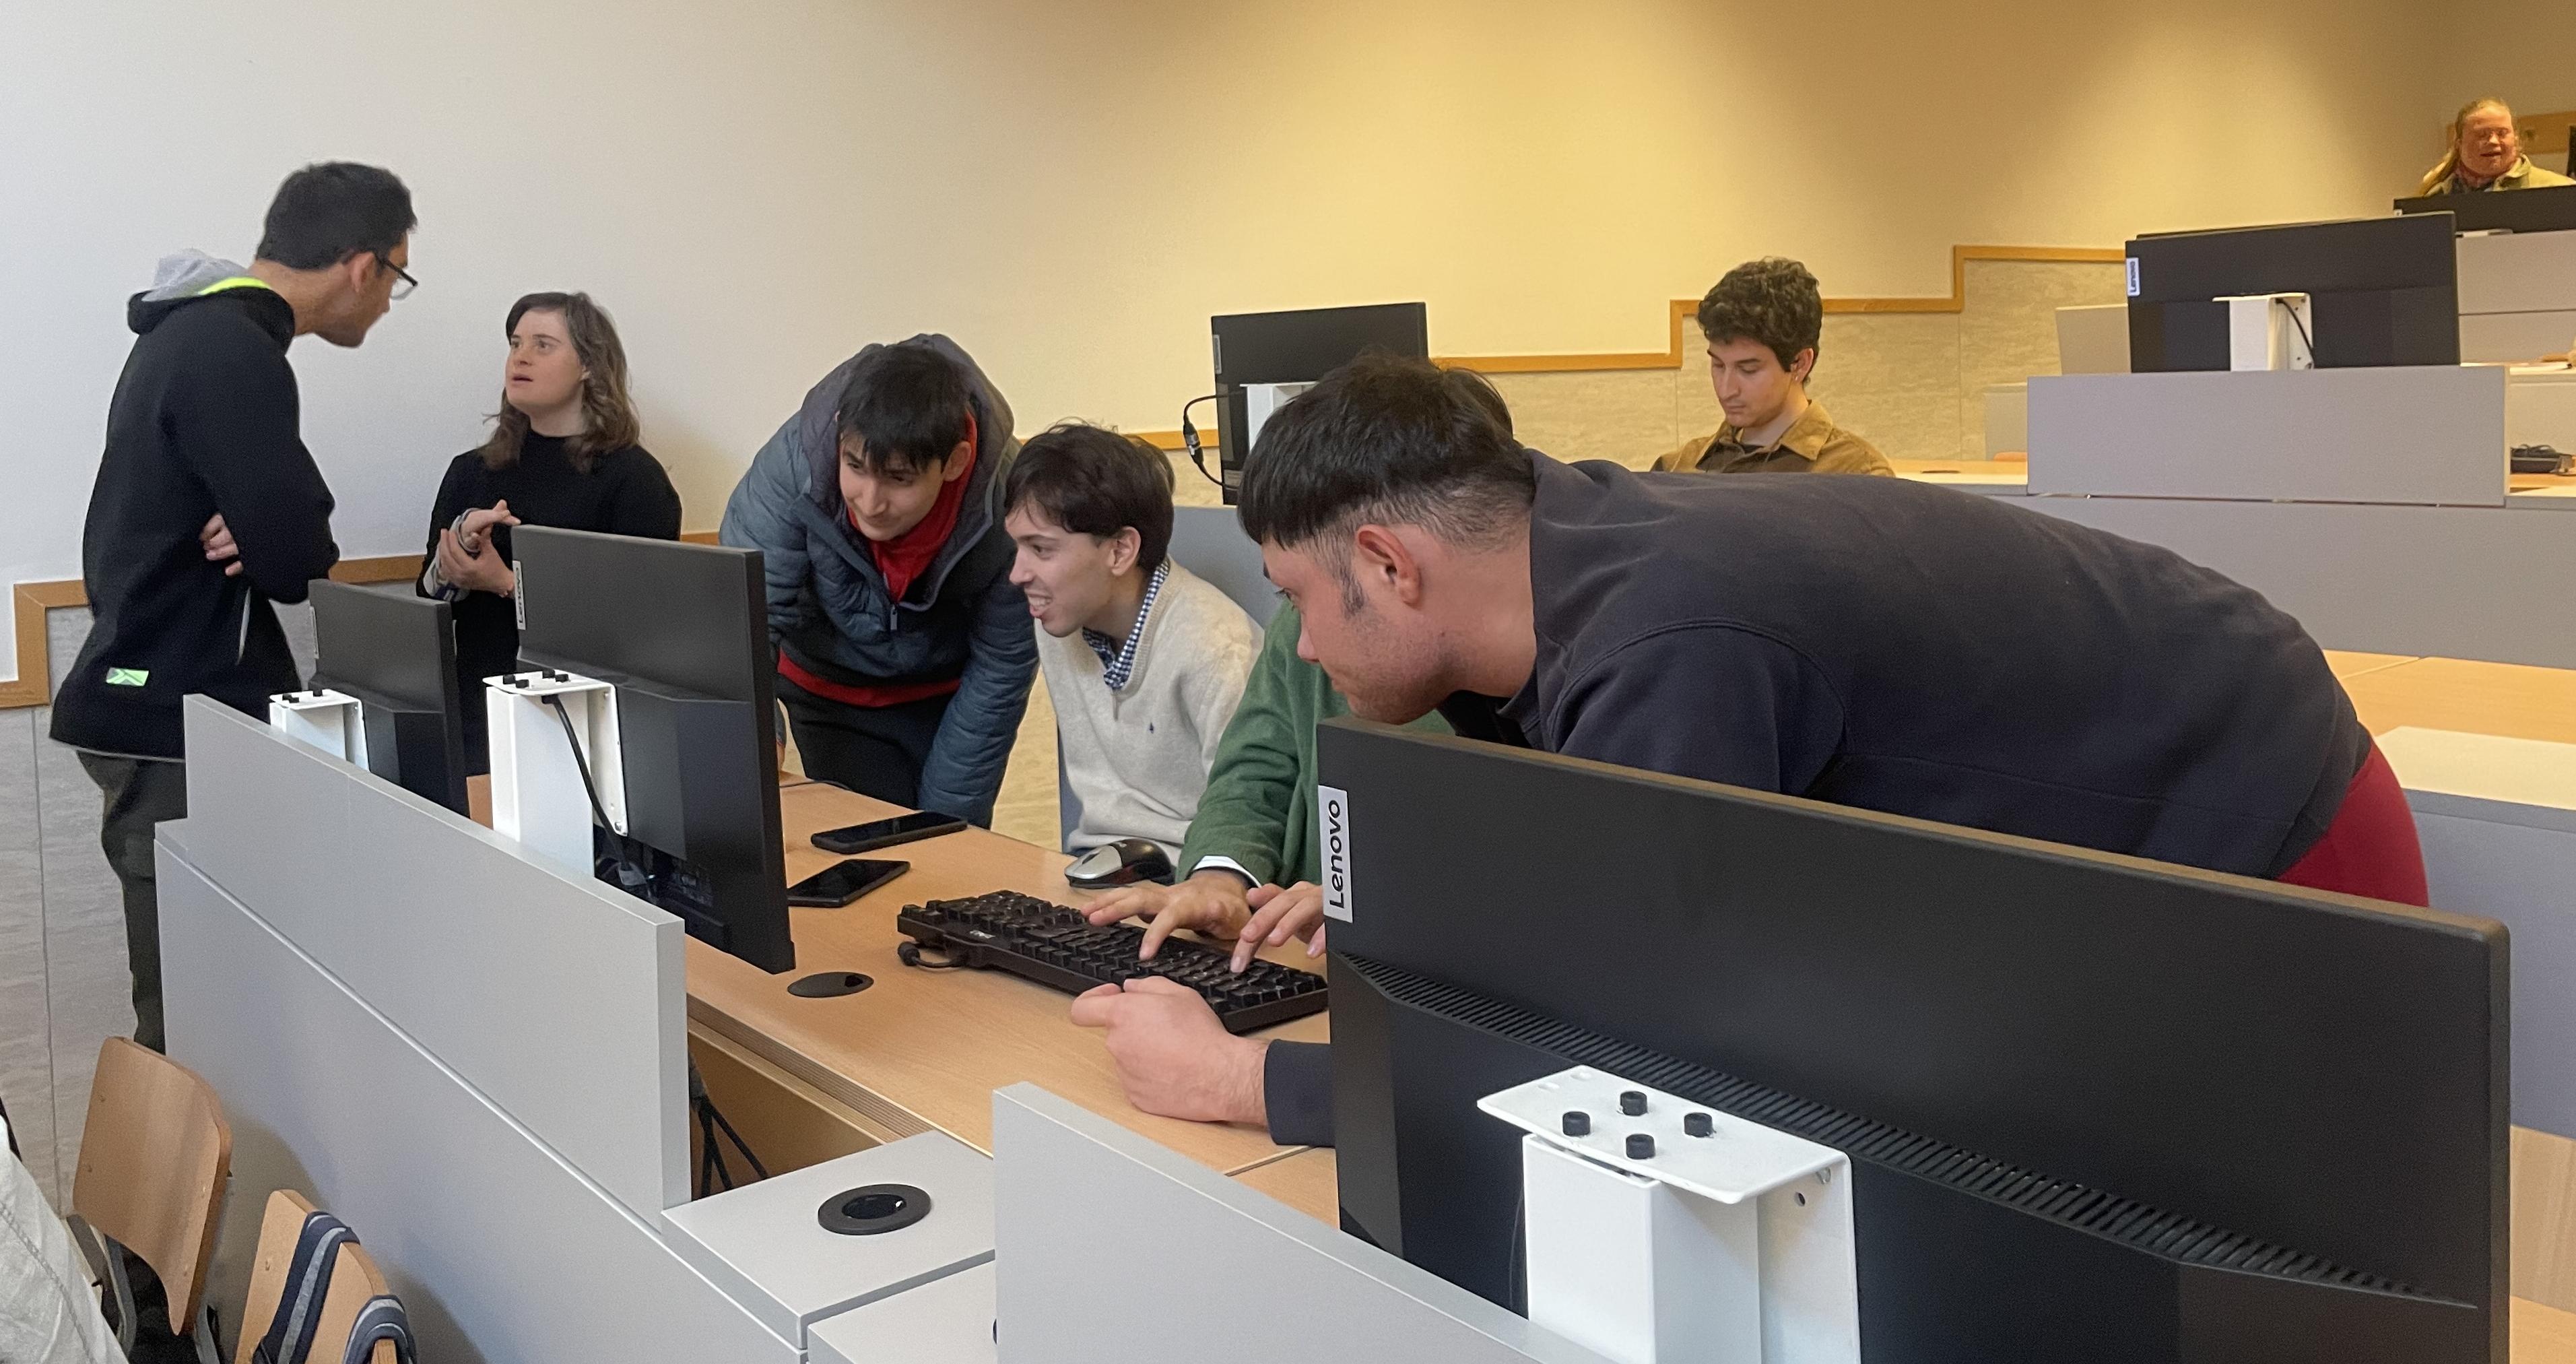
[1232,1150,2576,1361]
[685,781,1325,1177]
[2337,655,2576,746]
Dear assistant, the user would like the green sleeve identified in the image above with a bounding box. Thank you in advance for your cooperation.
[1176,602,1316,887]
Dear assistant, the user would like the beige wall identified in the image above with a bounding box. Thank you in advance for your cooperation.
[3,0,2462,643]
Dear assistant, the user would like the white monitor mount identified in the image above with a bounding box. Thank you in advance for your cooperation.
[268,688,370,767]
[2216,291,2314,372]
[486,668,628,874]
[1481,1068,1860,1364]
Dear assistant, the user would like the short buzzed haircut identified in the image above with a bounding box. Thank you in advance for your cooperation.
[1237,354,1531,604]
[1003,423,1177,574]
[255,162,416,271]
[1696,257,1824,374]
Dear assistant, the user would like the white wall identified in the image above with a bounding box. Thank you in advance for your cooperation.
[0,0,2459,681]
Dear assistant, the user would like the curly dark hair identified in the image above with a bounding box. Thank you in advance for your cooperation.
[1695,257,1824,374]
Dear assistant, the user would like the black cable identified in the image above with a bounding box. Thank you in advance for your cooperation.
[896,940,966,971]
[1178,394,1223,487]
[541,692,614,830]
[702,1098,770,1183]
[2276,296,2315,366]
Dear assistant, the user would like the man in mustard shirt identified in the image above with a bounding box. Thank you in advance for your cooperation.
[1655,257,1891,476]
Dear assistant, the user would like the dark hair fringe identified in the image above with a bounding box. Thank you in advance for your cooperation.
[1696,257,1824,375]
[1002,423,1177,575]
[836,343,975,476]
[1236,352,1533,599]
[254,162,415,271]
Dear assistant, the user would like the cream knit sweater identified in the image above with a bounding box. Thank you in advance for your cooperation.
[1038,562,1263,857]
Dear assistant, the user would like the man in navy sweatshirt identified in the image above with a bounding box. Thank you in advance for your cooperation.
[1085,351,2426,1146]
[51,162,415,1051]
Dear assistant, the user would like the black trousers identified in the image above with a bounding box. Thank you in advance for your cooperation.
[777,678,954,812]
[76,752,189,1053]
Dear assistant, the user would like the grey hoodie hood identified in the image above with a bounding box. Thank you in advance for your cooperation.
[128,250,279,336]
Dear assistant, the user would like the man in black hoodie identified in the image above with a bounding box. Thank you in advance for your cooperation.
[51,162,415,1051]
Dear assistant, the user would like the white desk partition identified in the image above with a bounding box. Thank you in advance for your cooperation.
[2017,496,2576,668]
[161,699,794,1363]
[2373,727,2576,1140]
[2027,366,2507,505]
[2458,229,2576,364]
[176,697,685,1219]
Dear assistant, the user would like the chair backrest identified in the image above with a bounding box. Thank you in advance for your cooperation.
[71,1037,232,1328]
[237,1190,399,1364]
[1167,505,1280,627]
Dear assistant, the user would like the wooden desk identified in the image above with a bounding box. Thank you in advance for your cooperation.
[686,781,1325,1176]
[1231,1150,2576,1361]
[2341,656,2576,746]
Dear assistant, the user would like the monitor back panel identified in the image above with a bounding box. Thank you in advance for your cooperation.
[1317,721,2507,1361]
[2126,215,2459,370]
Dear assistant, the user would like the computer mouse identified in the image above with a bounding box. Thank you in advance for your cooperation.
[1065,837,1175,890]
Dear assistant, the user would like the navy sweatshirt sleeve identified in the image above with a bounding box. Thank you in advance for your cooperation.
[1263,1040,1334,1148]
[172,329,337,602]
[1550,626,1844,795]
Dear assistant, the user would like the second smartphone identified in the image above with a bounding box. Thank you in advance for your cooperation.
[785,857,909,908]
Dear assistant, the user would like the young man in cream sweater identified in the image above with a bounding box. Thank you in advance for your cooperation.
[1004,424,1262,863]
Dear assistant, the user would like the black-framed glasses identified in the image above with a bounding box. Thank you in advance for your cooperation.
[376,253,418,301]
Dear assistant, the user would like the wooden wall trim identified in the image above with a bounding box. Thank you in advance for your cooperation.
[1127,242,2124,451]
[2,532,724,711]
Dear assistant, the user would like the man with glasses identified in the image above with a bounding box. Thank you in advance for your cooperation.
[52,161,414,1052]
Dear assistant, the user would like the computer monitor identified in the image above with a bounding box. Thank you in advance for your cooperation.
[1319,720,2507,1362]
[306,580,470,816]
[2126,214,2459,371]
[2398,183,2576,235]
[1211,302,1429,504]
[511,526,794,973]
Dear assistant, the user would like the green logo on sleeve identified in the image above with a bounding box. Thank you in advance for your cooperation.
[104,668,150,687]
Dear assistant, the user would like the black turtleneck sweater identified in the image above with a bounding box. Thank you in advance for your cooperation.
[421,432,683,766]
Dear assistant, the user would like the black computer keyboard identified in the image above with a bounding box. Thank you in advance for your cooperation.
[894,890,1328,1035]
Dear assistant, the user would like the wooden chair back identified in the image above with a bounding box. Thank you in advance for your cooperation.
[236,1190,399,1364]
[70,1037,231,1328]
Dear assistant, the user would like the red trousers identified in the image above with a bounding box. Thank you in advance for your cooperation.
[2274,742,2429,907]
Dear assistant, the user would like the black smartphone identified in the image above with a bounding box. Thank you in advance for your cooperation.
[812,811,969,855]
[785,858,909,908]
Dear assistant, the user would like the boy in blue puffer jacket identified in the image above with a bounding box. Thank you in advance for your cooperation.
[720,336,1034,825]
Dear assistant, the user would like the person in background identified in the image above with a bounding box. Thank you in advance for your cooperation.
[2418,98,2574,195]
[720,337,1035,825]
[52,161,414,1053]
[1654,258,1890,476]
[420,291,681,772]
[1003,422,1261,864]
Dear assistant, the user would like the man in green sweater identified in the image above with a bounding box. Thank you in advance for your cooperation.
[1069,599,1446,1145]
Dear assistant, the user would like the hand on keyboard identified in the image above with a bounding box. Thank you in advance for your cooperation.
[1069,977,1269,1125]
[1234,881,1327,972]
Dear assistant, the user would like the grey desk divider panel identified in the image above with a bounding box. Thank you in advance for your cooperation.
[156,843,795,1363]
[990,1085,1603,1364]
[2455,228,2576,317]
[1168,505,1281,627]
[175,698,686,1218]
[812,1262,996,1364]
[2016,496,2576,669]
[2027,366,2506,505]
